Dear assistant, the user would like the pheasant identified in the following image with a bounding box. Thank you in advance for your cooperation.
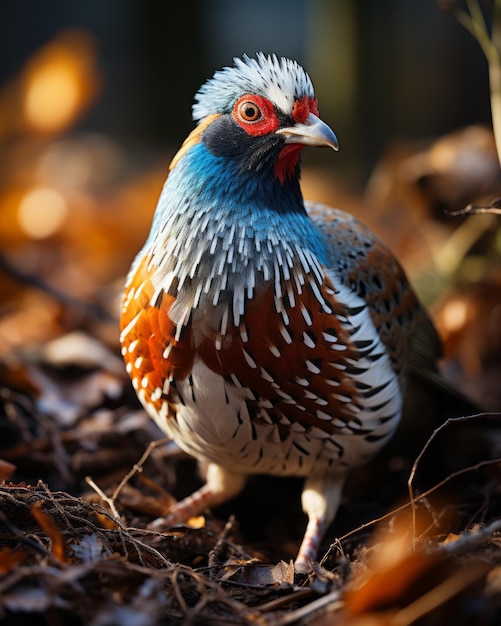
[120,53,443,571]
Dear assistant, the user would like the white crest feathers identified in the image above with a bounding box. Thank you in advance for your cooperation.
[192,53,315,122]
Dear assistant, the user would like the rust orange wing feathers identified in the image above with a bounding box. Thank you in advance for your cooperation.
[120,255,195,416]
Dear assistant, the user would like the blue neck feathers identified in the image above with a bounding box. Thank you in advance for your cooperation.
[142,142,328,315]
[156,142,305,225]
[148,141,323,247]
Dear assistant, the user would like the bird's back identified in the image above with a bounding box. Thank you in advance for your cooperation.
[306,202,442,378]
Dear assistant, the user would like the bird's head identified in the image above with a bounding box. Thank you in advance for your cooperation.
[172,53,339,185]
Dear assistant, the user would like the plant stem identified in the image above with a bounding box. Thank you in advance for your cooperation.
[490,0,501,165]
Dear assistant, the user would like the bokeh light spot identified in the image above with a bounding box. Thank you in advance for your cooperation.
[18,187,68,239]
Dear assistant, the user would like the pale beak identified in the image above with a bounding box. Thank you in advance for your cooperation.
[276,112,339,151]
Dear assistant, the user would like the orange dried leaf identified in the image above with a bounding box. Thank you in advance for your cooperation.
[137,474,178,506]
[92,510,119,530]
[0,547,27,573]
[30,501,68,563]
[81,494,119,530]
[118,484,171,518]
[0,459,16,482]
[345,551,440,616]
[345,510,446,616]
[442,532,462,545]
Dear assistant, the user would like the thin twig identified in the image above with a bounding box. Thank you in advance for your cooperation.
[0,510,51,557]
[489,0,501,166]
[111,437,171,501]
[208,515,237,568]
[454,0,501,166]
[408,412,501,541]
[265,590,343,626]
[325,414,501,554]
[448,200,501,216]
[438,517,501,556]
[85,475,121,521]
[85,438,171,523]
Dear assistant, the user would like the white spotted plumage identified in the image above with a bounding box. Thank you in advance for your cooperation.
[120,54,439,569]
[138,257,401,477]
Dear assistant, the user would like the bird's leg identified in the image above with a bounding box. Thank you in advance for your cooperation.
[295,473,346,572]
[148,463,246,530]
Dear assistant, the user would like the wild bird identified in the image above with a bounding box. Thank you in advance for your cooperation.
[120,53,445,571]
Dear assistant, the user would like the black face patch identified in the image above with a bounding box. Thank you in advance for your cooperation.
[202,114,285,173]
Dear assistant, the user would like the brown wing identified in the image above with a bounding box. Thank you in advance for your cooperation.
[197,275,368,435]
[306,202,442,378]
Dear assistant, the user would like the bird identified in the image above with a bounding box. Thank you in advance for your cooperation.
[120,53,444,571]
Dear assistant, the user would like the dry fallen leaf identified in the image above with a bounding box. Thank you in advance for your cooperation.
[0,459,16,482]
[0,547,27,574]
[217,559,296,587]
[30,501,68,563]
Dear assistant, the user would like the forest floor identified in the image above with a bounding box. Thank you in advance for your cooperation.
[1,45,501,623]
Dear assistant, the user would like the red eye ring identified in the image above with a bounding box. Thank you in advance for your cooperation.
[232,94,279,136]
[237,100,262,123]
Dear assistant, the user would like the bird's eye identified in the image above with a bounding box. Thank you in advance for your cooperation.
[238,101,262,123]
[232,95,278,136]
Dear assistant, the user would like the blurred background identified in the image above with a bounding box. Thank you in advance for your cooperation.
[0,0,500,408]
[0,0,492,173]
